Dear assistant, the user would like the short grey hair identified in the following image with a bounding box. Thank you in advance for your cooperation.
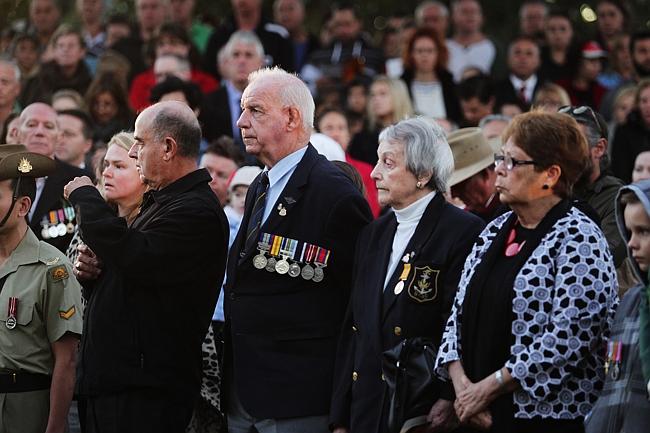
[478,114,512,129]
[150,106,202,158]
[247,67,315,132]
[415,1,448,24]
[0,58,21,82]
[222,30,265,60]
[379,117,454,192]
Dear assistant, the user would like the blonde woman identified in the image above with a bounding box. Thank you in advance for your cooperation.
[349,76,414,165]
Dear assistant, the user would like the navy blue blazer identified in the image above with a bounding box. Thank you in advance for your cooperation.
[329,193,484,432]
[224,144,372,419]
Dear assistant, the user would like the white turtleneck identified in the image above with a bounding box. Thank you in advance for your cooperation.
[383,191,436,290]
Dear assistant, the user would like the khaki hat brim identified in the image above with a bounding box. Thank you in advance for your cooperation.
[449,152,495,187]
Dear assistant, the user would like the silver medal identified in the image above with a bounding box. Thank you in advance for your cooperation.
[301,264,314,280]
[253,254,268,269]
[266,257,277,273]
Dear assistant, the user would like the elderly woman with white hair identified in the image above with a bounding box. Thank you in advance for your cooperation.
[330,117,485,433]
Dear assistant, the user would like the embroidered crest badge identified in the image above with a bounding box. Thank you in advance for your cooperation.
[406,266,439,303]
[51,265,69,281]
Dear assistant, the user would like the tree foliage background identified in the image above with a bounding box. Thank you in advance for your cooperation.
[1,0,649,48]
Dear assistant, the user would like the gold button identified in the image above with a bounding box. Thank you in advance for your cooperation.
[394,326,402,336]
[352,371,358,381]
[352,325,357,332]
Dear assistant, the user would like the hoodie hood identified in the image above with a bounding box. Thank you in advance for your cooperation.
[615,179,650,283]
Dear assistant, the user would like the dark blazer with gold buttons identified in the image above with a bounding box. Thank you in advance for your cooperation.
[329,193,484,433]
[223,144,372,420]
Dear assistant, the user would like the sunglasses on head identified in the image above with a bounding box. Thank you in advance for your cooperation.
[558,105,605,139]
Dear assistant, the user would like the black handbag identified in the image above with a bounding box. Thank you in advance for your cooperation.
[382,337,439,433]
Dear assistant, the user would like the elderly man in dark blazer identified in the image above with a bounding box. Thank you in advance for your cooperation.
[17,102,88,253]
[224,67,372,433]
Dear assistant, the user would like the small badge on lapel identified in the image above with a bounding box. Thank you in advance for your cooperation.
[277,203,287,216]
[406,266,439,303]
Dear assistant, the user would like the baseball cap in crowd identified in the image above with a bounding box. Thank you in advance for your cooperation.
[448,128,500,187]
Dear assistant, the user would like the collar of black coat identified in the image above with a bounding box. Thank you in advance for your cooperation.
[144,168,212,206]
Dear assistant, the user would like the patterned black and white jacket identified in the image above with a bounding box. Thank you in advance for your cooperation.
[436,206,619,419]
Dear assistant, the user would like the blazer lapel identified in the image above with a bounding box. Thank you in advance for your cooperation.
[381,194,445,320]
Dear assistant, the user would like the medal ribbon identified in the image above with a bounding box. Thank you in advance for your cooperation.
[288,239,298,261]
[7,297,18,319]
[270,235,282,257]
[49,211,58,225]
[615,341,622,363]
[306,244,316,263]
[399,263,411,280]
[58,209,65,224]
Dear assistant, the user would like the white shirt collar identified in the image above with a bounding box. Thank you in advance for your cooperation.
[393,191,436,225]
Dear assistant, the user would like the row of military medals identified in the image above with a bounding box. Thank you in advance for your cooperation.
[605,340,623,380]
[40,206,75,239]
[253,232,331,282]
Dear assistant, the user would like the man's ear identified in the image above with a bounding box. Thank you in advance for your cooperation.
[163,137,178,160]
[15,195,32,218]
[593,138,607,160]
[286,107,302,132]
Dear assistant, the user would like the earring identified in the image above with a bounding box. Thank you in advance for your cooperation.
[416,181,423,189]
[542,184,550,190]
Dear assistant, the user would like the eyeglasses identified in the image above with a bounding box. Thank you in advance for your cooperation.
[558,105,605,138]
[494,153,538,171]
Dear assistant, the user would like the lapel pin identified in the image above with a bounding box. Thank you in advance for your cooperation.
[284,196,296,205]
[277,203,287,216]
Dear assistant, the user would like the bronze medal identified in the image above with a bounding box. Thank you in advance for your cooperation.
[266,257,277,273]
[275,258,290,274]
[253,254,268,269]
[301,264,315,280]
[288,263,301,277]
[66,222,75,234]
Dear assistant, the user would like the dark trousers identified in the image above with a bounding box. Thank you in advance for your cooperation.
[85,388,195,433]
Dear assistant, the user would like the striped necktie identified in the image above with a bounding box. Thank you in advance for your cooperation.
[244,171,270,253]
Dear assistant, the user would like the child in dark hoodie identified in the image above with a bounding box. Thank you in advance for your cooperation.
[585,179,650,432]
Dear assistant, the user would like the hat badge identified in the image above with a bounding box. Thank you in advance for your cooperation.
[17,157,33,174]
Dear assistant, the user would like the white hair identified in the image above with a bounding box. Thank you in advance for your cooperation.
[379,117,454,192]
[0,58,21,82]
[222,30,265,60]
[247,67,315,132]
[415,1,449,24]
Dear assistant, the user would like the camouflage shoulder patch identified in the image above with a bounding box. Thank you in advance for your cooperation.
[51,265,69,282]
[59,306,76,320]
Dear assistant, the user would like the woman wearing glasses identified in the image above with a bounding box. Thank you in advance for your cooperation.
[436,111,618,432]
